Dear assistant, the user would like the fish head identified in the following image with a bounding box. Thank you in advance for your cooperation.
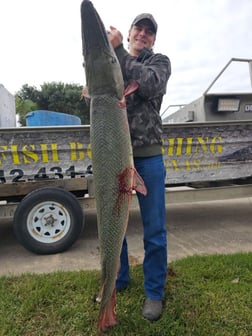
[81,0,124,100]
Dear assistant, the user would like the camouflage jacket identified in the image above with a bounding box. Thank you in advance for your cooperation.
[115,44,171,157]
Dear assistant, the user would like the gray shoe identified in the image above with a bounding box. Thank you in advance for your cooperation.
[142,298,163,321]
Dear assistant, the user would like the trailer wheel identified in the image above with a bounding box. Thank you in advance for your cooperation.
[13,187,84,255]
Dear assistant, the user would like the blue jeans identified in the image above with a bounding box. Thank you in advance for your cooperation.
[116,155,167,300]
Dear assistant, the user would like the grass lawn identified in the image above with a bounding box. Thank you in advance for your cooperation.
[0,252,251,335]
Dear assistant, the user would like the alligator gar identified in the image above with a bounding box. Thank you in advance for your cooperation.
[80,0,146,332]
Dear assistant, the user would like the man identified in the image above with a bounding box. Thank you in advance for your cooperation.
[108,13,171,321]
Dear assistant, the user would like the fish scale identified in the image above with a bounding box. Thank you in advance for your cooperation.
[81,0,146,332]
[91,95,134,331]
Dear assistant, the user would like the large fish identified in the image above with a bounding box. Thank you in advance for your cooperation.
[80,0,147,332]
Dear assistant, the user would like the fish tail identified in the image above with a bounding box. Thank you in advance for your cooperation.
[97,288,118,332]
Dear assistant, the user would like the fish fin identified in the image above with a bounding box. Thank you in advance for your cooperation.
[124,79,139,97]
[98,288,118,332]
[118,79,139,108]
[118,97,126,108]
[133,169,147,195]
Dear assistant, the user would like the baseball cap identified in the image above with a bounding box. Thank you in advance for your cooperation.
[131,13,158,34]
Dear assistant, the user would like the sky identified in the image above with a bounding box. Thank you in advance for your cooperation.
[1,0,252,118]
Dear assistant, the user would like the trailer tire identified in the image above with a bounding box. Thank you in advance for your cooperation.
[13,187,84,255]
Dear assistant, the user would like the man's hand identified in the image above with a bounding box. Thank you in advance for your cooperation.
[108,26,123,49]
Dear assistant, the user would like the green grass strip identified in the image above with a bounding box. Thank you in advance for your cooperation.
[0,252,251,335]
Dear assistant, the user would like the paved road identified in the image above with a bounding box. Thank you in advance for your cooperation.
[1,198,252,276]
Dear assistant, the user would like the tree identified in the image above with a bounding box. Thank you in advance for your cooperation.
[15,96,38,126]
[15,82,90,125]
